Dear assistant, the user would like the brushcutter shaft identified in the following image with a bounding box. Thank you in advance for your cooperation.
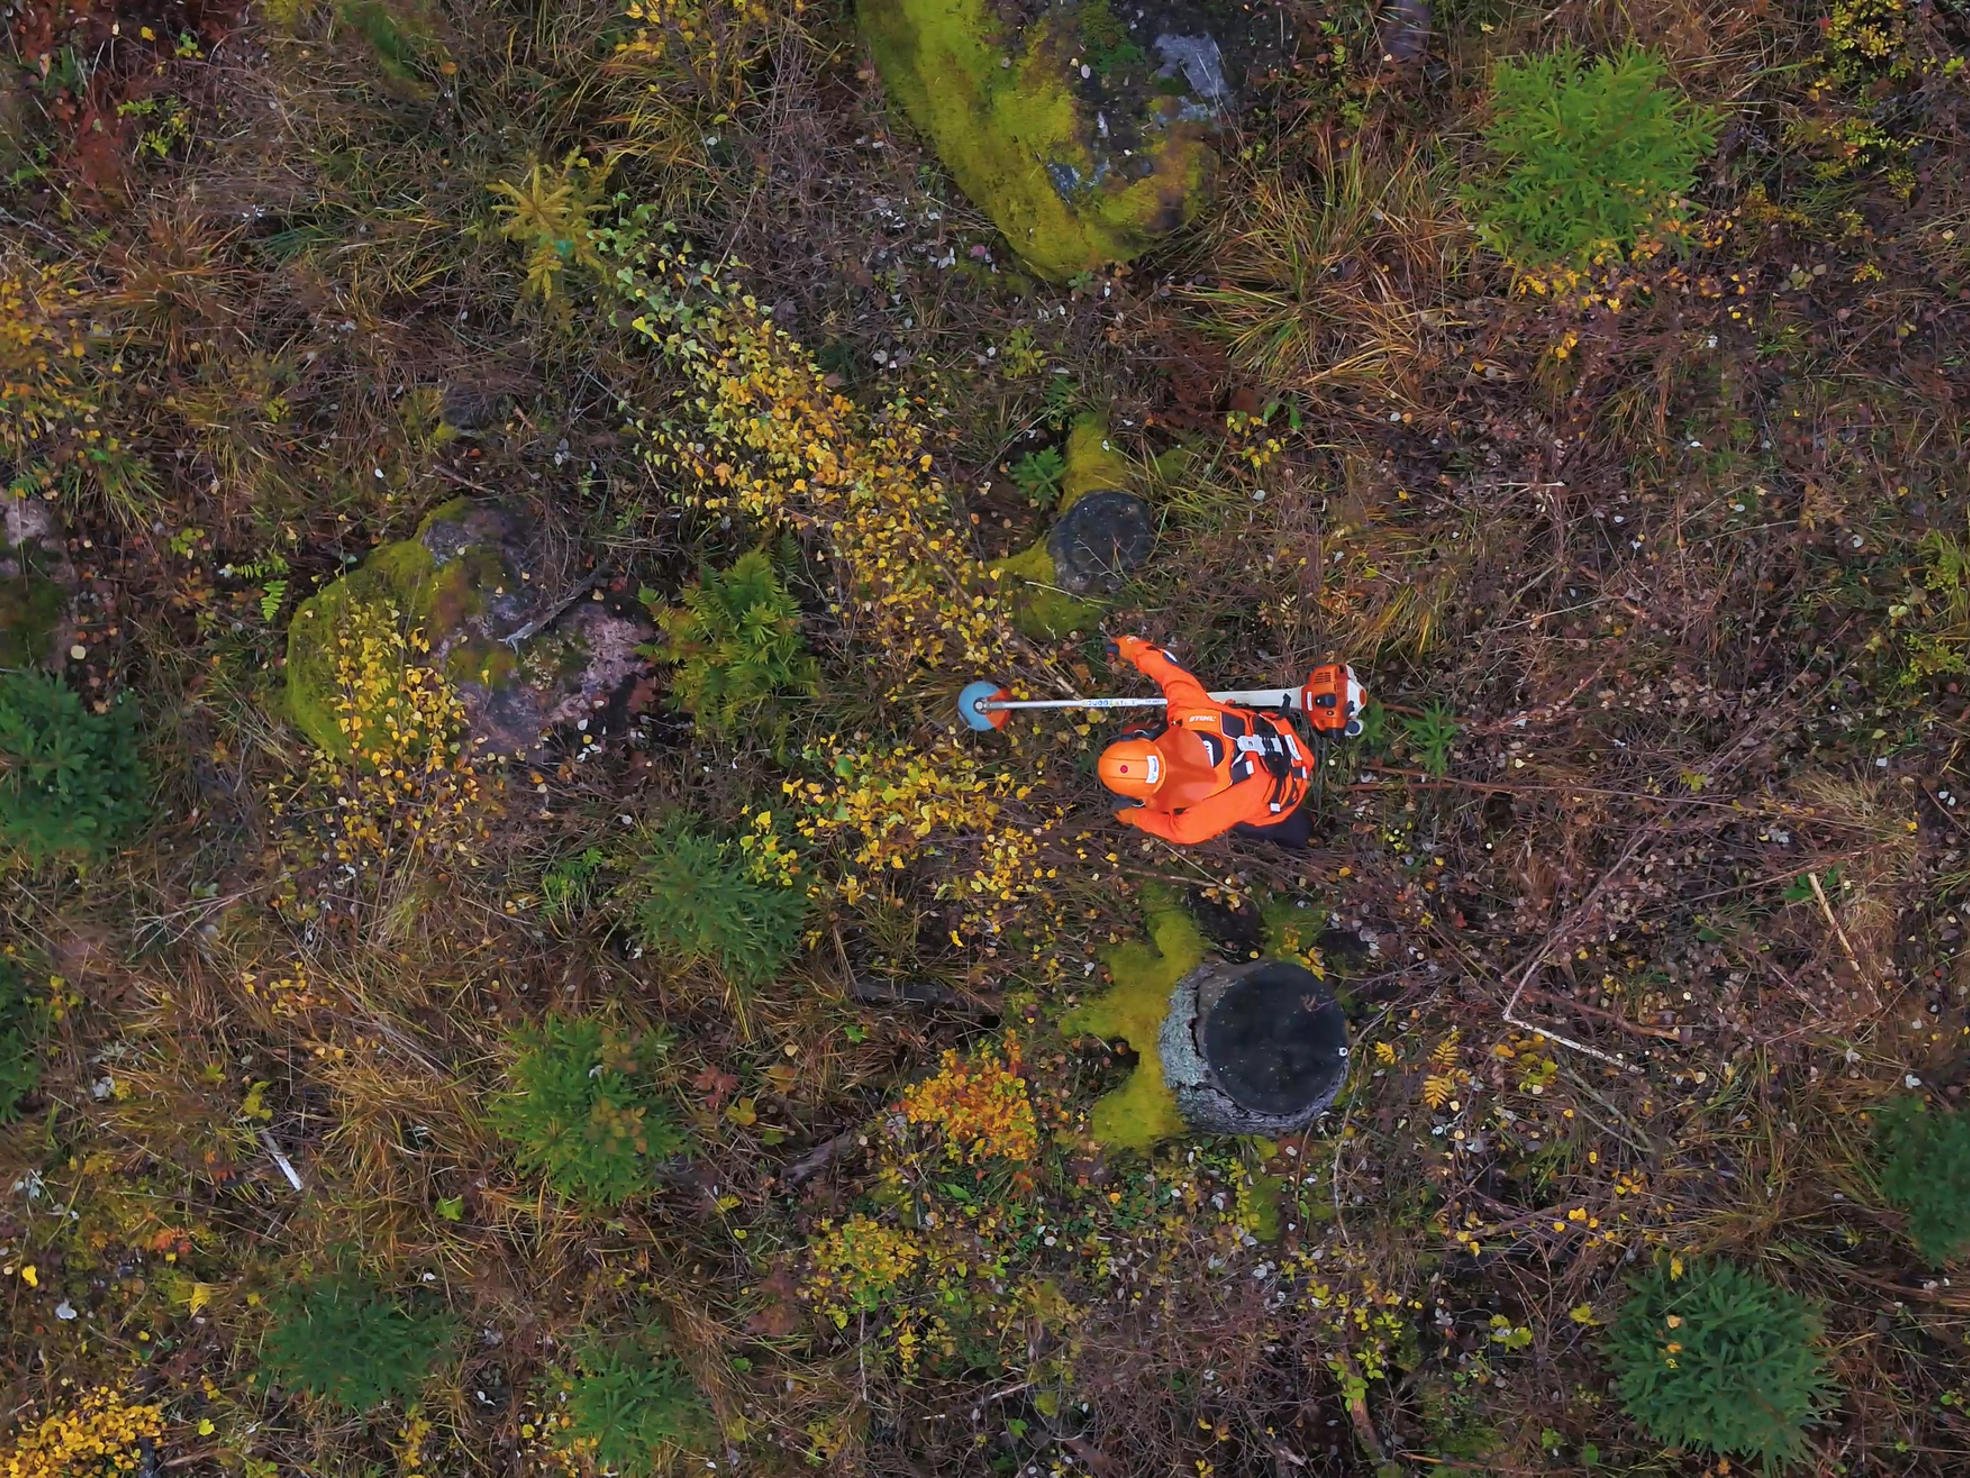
[978,688,1301,714]
[979,696,1167,712]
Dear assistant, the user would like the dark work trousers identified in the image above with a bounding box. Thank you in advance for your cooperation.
[1232,800,1315,850]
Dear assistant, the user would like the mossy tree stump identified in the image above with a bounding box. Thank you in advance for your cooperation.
[995,417,1154,638]
[1064,894,1351,1147]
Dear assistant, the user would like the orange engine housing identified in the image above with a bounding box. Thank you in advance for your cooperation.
[1301,664,1368,738]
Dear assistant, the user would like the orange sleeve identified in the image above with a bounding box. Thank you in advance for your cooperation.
[1118,785,1254,845]
[1122,643,1214,719]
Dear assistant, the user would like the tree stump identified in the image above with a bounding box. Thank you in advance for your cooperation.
[1158,958,1349,1134]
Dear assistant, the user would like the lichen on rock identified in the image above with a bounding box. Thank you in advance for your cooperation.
[285,498,650,760]
[861,0,1239,280]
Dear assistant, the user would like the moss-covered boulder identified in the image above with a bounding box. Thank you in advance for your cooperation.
[0,495,73,670]
[286,499,650,760]
[994,417,1153,638]
[863,0,1252,279]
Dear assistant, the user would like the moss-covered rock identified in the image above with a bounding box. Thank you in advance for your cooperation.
[861,0,1229,280]
[0,496,73,670]
[286,499,650,759]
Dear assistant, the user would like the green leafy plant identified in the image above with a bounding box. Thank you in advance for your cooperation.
[540,845,609,921]
[1400,702,1461,778]
[1606,1258,1831,1471]
[489,1014,690,1205]
[1877,1097,1970,1262]
[0,955,41,1122]
[1078,0,1146,77]
[1352,699,1391,758]
[0,671,149,862]
[1040,374,1078,428]
[260,1271,457,1411]
[560,1328,715,1475]
[995,325,1048,378]
[1892,526,1970,685]
[1009,446,1067,507]
[646,551,817,739]
[1464,47,1721,270]
[627,821,805,988]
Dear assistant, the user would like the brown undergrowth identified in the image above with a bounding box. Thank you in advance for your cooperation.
[2,0,1968,1470]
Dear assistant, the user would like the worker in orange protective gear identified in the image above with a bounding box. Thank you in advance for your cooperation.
[1097,636,1317,847]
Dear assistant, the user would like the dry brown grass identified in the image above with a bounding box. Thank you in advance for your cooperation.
[1193,137,1471,419]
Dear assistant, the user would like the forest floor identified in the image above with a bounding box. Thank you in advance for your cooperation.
[3,0,1969,1472]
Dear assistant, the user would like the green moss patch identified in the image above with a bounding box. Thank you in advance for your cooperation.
[1060,415,1132,507]
[860,0,1211,281]
[991,539,1105,640]
[284,499,509,758]
[1059,891,1205,1151]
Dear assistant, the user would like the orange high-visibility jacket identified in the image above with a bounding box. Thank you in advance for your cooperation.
[1112,639,1313,844]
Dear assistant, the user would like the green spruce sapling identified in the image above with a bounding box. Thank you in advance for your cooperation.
[627,820,805,989]
[0,955,41,1122]
[489,1014,690,1205]
[1606,1257,1830,1471]
[560,1328,715,1475]
[1464,47,1720,270]
[260,1270,457,1411]
[646,551,817,738]
[0,670,148,861]
[1877,1096,1970,1262]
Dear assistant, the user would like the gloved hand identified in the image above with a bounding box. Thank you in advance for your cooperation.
[1106,634,1152,661]
[1114,806,1145,825]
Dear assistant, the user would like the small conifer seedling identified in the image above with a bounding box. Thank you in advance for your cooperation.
[489,1014,690,1205]
[560,1329,715,1475]
[0,956,41,1122]
[647,551,817,739]
[1606,1257,1831,1471]
[1464,46,1721,271]
[0,671,148,862]
[628,821,805,989]
[260,1271,457,1411]
[1877,1097,1970,1262]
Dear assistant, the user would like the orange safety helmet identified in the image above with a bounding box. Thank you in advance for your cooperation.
[1097,735,1166,801]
